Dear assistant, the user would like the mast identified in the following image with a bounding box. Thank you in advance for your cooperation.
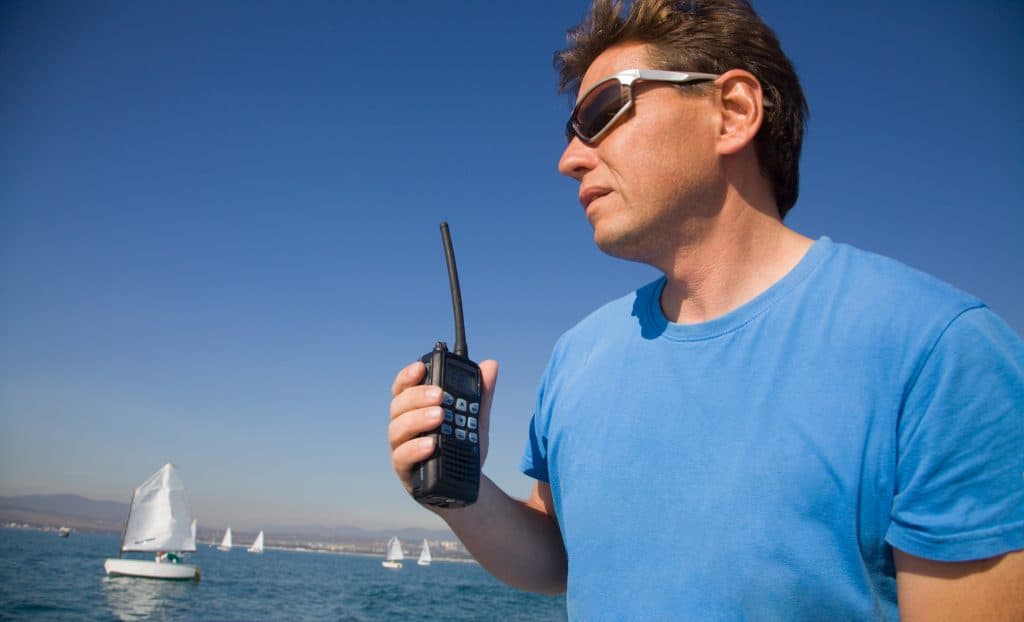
[118,489,137,558]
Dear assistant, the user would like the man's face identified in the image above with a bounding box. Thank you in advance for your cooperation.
[558,42,722,266]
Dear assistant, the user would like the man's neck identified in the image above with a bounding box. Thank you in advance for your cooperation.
[657,207,813,325]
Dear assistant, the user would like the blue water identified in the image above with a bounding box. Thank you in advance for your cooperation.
[0,528,567,621]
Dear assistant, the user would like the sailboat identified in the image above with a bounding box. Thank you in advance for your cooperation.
[417,539,432,566]
[218,527,233,551]
[381,536,404,569]
[103,463,200,581]
[248,530,264,553]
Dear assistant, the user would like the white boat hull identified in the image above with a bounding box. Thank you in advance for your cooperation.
[381,560,402,569]
[104,558,200,581]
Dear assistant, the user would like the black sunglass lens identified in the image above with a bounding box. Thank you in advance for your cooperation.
[572,79,626,142]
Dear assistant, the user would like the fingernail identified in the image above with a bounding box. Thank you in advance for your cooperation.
[421,437,435,450]
[425,387,442,399]
[425,407,442,421]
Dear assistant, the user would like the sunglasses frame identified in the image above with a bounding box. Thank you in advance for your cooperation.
[566,68,720,144]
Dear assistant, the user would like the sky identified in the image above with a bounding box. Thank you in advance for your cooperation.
[2,1,1022,532]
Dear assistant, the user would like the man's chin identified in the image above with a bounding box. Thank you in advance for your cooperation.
[594,230,651,264]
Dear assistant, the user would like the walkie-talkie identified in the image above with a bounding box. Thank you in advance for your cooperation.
[411,222,482,508]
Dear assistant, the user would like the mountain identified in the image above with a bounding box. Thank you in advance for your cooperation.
[0,494,128,531]
[0,494,456,541]
[259,523,454,542]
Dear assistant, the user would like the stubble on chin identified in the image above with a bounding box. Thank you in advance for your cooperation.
[592,221,662,265]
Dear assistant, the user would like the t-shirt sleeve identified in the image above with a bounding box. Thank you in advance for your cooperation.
[886,306,1024,561]
[520,412,550,483]
[521,342,562,484]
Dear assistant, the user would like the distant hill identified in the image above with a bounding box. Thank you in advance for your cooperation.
[0,494,127,532]
[258,523,454,542]
[0,494,455,542]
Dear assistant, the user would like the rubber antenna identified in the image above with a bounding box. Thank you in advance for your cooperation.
[440,222,468,358]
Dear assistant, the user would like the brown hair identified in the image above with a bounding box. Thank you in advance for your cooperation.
[557,0,808,218]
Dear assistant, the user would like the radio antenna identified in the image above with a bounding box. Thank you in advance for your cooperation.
[440,222,468,358]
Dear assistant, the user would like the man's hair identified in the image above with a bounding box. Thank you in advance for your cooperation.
[557,0,808,218]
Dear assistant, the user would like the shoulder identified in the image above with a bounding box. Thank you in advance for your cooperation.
[825,241,982,313]
[814,240,991,345]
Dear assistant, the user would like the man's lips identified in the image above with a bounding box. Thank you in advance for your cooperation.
[580,187,611,210]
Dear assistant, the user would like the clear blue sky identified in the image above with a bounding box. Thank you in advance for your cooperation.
[2,1,1021,532]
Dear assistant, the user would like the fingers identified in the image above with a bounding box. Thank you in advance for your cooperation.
[388,404,443,450]
[391,361,426,398]
[389,361,440,491]
[391,435,436,477]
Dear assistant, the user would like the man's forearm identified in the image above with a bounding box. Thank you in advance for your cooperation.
[433,475,567,594]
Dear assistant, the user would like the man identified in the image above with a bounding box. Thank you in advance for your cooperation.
[388,0,1024,619]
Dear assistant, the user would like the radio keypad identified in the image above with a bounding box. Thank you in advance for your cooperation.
[443,390,479,445]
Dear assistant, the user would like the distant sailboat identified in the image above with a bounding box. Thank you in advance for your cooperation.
[248,530,264,553]
[190,520,197,546]
[417,539,432,566]
[218,527,233,551]
[381,536,404,569]
[103,463,200,581]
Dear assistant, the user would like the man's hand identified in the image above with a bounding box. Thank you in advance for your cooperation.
[388,359,498,495]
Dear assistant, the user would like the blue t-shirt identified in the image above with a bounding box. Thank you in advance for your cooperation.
[521,237,1024,621]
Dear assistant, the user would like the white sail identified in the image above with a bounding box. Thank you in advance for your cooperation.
[417,539,431,566]
[120,463,196,553]
[248,530,264,553]
[386,536,404,561]
[190,520,197,548]
[218,527,232,551]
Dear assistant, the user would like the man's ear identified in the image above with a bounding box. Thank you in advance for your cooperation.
[714,69,765,156]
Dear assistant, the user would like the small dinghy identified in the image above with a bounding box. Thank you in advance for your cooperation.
[248,530,264,553]
[103,463,200,581]
[417,539,431,566]
[217,527,233,552]
[381,536,404,569]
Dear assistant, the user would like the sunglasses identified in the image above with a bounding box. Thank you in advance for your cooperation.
[565,69,720,144]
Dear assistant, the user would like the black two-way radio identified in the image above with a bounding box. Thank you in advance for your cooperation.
[411,222,482,508]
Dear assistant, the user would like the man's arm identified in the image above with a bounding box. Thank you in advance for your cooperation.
[436,479,566,594]
[895,548,1024,621]
[388,360,567,594]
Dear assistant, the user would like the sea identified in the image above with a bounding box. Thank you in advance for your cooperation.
[0,528,568,621]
